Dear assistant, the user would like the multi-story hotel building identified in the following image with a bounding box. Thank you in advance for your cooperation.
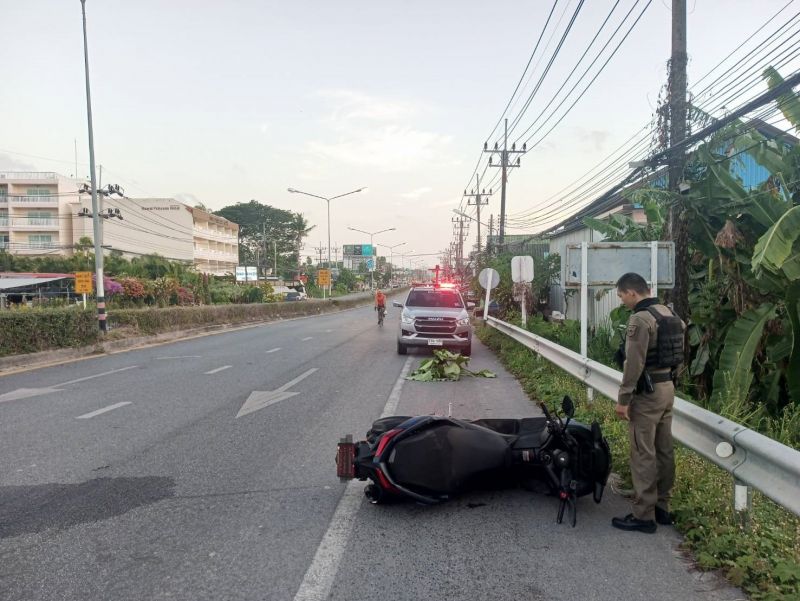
[0,172,238,276]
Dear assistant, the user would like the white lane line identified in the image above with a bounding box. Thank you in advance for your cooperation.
[381,356,413,418]
[205,365,232,375]
[266,348,281,354]
[57,365,138,387]
[76,402,131,419]
[293,356,412,601]
[301,336,313,341]
[158,355,201,360]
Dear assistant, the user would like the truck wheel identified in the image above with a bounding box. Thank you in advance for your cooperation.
[397,341,407,355]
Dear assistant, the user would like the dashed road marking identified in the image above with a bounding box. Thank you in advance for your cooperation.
[76,402,132,419]
[301,337,313,341]
[266,348,281,354]
[205,365,232,375]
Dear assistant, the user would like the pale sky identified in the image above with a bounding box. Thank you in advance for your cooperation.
[1,0,797,267]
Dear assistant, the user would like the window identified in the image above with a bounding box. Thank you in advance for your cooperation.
[27,211,53,225]
[26,188,51,196]
[0,235,8,250]
[28,234,53,249]
[406,289,464,308]
[0,212,7,226]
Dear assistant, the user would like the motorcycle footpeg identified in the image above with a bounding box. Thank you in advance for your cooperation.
[336,435,356,480]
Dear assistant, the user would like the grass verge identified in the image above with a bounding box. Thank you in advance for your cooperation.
[478,323,800,601]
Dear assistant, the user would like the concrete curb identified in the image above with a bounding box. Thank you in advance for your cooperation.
[0,289,406,376]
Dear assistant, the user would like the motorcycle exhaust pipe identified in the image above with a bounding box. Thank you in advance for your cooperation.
[336,435,356,480]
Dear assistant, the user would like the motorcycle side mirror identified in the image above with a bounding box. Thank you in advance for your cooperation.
[562,396,575,419]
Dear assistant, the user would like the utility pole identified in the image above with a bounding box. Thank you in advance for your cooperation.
[487,214,495,256]
[80,0,106,332]
[666,0,689,319]
[451,216,467,278]
[463,174,492,259]
[262,223,267,278]
[484,118,525,249]
[313,244,326,266]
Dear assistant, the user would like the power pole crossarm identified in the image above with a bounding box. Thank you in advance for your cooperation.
[484,118,526,248]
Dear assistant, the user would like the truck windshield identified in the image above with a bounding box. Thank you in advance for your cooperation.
[406,290,464,308]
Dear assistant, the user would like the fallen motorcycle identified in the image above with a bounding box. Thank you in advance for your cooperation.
[336,396,611,526]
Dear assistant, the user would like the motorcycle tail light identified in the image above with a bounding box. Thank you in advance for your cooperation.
[374,428,402,459]
[375,469,398,493]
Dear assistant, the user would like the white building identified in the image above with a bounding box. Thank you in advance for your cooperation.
[0,172,238,276]
[0,172,80,256]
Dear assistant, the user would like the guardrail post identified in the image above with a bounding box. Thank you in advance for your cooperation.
[580,241,594,404]
[733,478,752,530]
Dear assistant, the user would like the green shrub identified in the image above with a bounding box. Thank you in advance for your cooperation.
[0,308,99,356]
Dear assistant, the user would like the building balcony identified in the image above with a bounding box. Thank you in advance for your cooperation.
[7,195,60,206]
[194,247,238,262]
[2,218,60,230]
[193,227,238,244]
[11,244,64,255]
[0,172,59,182]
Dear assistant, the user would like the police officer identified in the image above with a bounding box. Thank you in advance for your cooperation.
[612,272,685,533]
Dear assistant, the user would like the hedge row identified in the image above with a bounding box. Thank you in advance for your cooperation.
[107,298,366,334]
[0,297,370,357]
[0,308,100,356]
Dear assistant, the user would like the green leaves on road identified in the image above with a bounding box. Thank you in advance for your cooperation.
[407,350,497,382]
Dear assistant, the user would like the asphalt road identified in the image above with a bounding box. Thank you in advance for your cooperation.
[0,304,742,601]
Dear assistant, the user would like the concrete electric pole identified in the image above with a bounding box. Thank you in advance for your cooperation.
[463,174,492,259]
[484,118,525,249]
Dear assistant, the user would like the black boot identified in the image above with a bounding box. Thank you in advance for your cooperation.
[655,506,675,525]
[611,513,656,533]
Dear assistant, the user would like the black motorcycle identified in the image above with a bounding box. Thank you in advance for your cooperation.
[336,396,611,526]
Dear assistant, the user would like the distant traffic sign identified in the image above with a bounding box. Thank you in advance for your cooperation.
[366,258,375,272]
[317,269,332,287]
[478,268,500,290]
[74,272,93,294]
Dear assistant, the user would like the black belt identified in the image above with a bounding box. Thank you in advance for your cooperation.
[650,371,673,383]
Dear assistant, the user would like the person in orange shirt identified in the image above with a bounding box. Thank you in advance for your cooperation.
[375,289,387,325]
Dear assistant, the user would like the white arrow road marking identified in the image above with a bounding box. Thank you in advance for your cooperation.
[0,366,140,405]
[266,348,281,354]
[0,388,61,404]
[205,365,232,375]
[76,402,132,419]
[236,368,318,418]
[292,357,412,601]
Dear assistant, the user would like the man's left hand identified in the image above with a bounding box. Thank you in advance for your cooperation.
[615,403,630,421]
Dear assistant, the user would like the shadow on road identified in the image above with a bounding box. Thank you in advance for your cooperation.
[0,476,175,539]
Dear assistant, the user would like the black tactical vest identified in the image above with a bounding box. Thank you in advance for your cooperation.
[637,305,684,369]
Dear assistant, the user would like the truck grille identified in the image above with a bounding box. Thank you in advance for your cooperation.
[415,317,457,334]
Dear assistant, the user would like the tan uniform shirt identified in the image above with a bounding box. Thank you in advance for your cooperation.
[618,303,682,406]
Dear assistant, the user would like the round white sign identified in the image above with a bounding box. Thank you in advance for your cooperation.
[478,267,500,290]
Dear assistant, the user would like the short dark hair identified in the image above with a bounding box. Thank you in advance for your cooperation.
[616,272,650,294]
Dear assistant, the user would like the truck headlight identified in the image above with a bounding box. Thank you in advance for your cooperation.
[401,312,414,325]
[457,317,471,326]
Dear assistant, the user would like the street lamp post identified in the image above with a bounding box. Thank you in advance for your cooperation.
[288,186,367,297]
[347,226,396,290]
[377,242,406,285]
[80,0,106,332]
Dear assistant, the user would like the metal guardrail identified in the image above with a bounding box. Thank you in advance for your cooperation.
[487,316,800,517]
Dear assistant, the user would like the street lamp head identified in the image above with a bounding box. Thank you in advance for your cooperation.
[287,188,297,193]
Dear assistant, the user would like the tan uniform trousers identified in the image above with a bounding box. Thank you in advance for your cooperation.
[628,380,675,521]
